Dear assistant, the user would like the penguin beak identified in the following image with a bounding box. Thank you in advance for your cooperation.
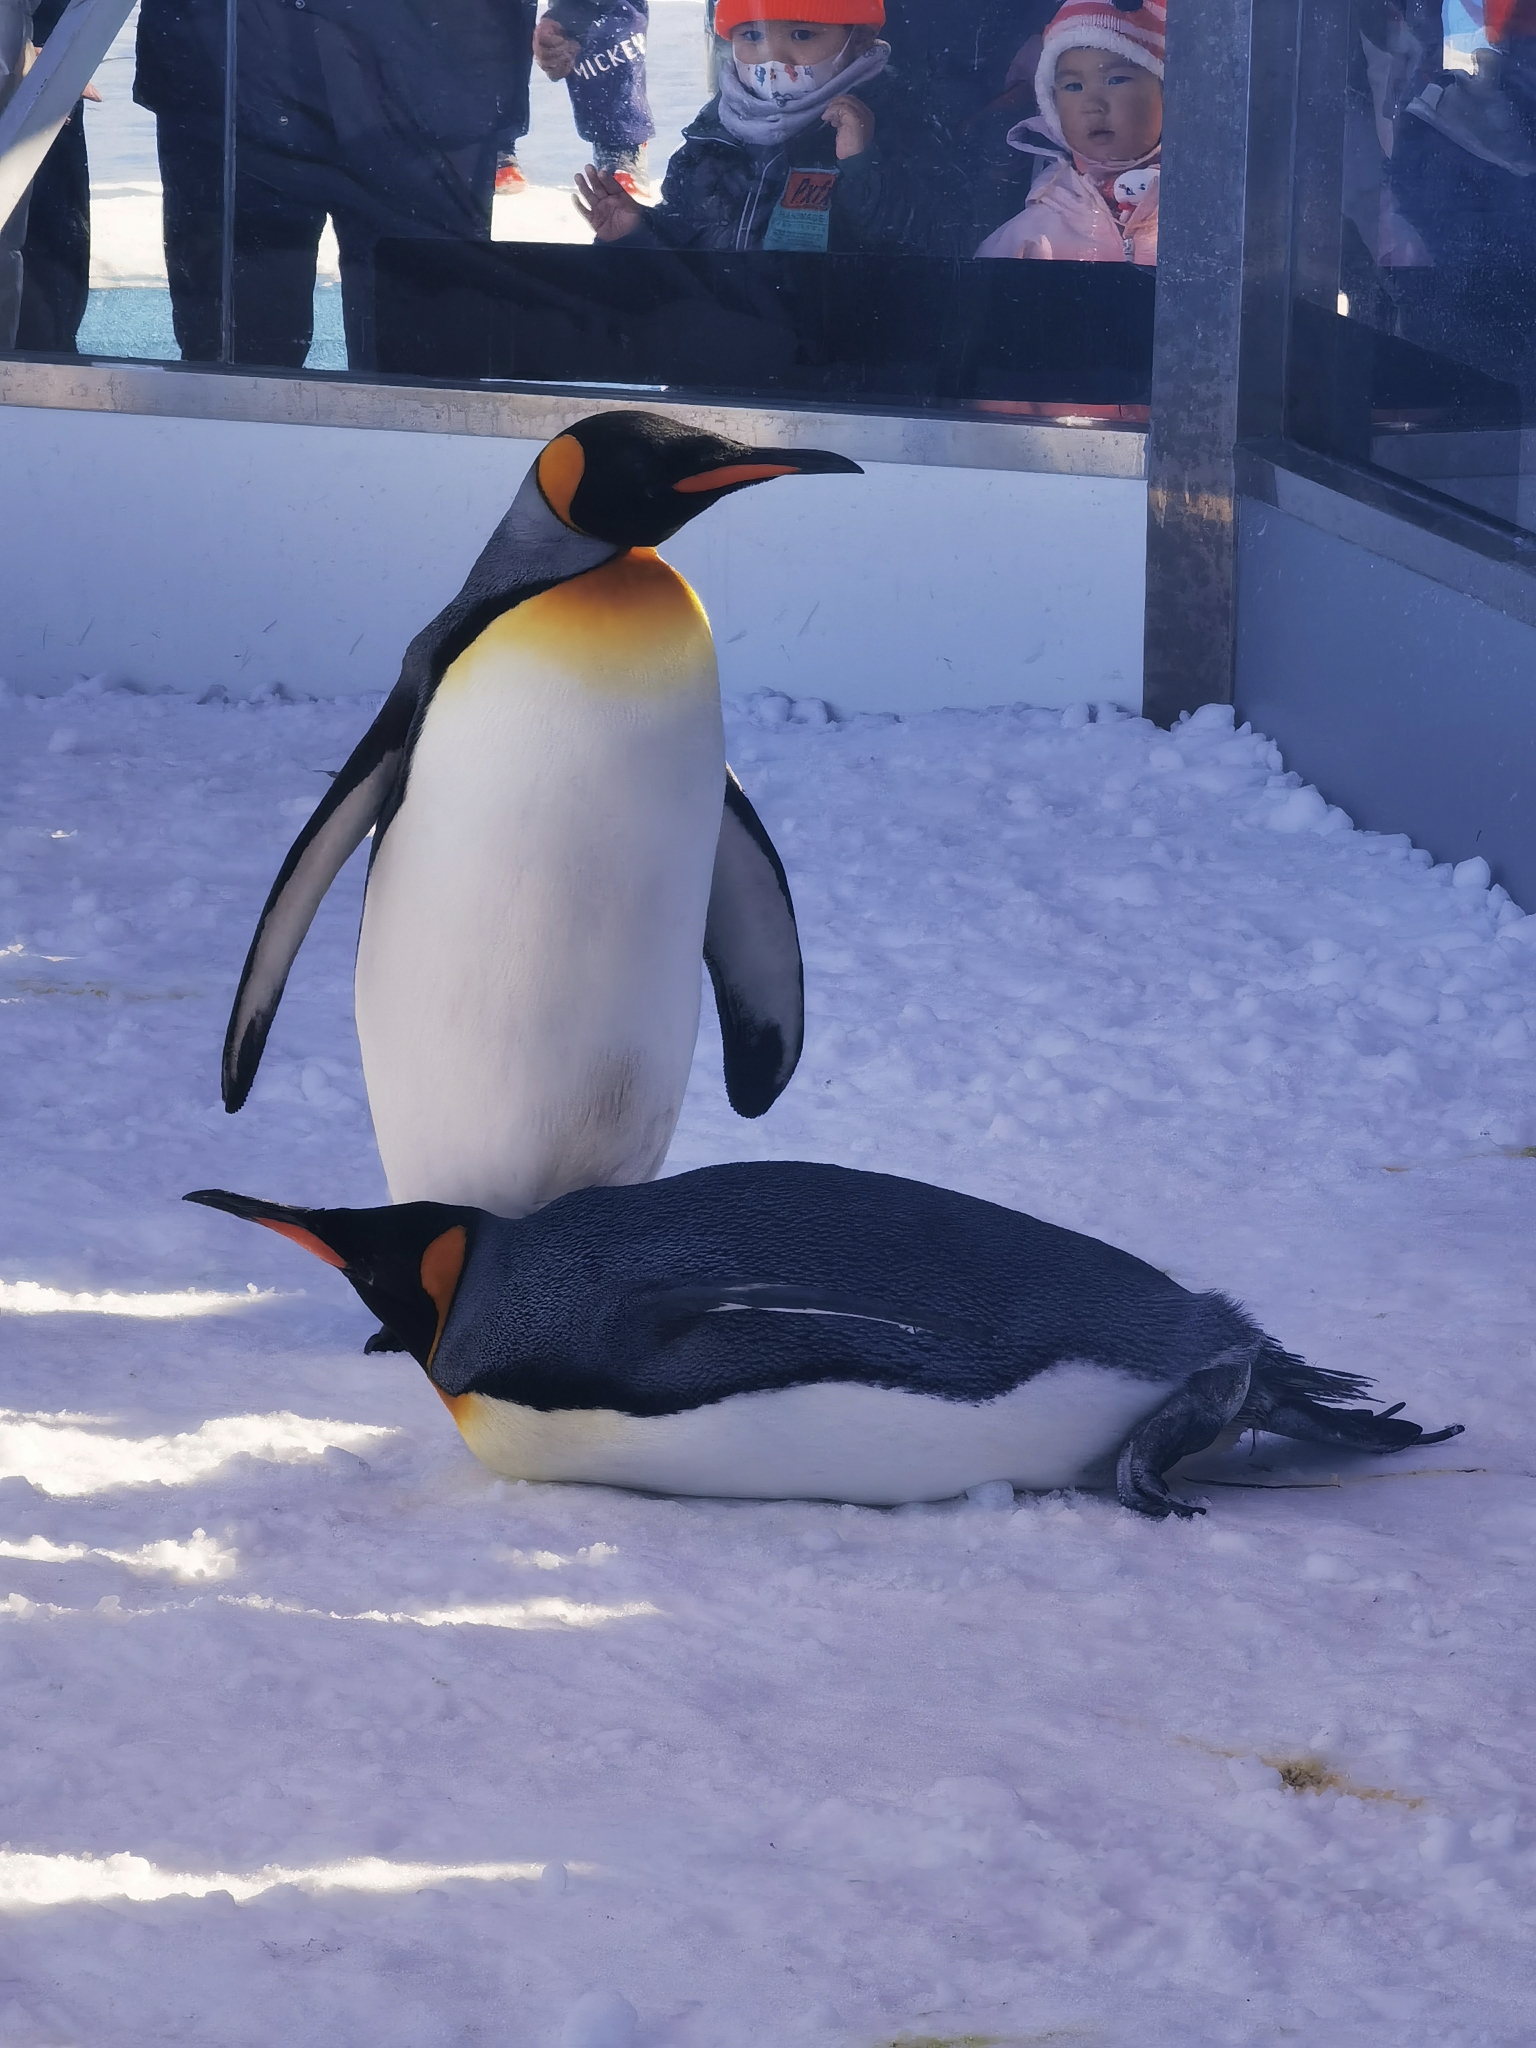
[671,449,863,495]
[185,1188,349,1268]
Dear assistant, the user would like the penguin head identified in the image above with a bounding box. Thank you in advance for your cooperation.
[532,410,862,548]
[185,1189,479,1372]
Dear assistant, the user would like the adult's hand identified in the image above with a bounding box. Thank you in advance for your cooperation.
[822,94,874,159]
[574,165,644,241]
[534,15,581,79]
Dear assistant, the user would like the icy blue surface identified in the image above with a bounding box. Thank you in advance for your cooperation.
[76,286,175,363]
[76,284,347,373]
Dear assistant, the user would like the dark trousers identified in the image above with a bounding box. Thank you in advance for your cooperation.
[156,117,496,371]
[566,2,653,152]
[17,101,90,353]
[498,0,540,152]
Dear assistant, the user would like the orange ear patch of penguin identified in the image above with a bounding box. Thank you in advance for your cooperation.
[421,1225,468,1369]
[536,434,588,530]
[420,1226,467,1317]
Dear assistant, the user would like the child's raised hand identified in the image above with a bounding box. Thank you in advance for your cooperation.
[533,15,582,79]
[821,93,875,159]
[574,165,645,242]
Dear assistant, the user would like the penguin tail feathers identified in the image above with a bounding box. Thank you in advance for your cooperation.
[1248,1345,1374,1409]
[1241,1343,1464,1453]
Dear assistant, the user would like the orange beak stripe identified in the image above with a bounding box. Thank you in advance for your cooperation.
[672,462,801,494]
[256,1218,347,1269]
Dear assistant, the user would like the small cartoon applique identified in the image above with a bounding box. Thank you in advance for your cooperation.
[762,168,839,252]
[1113,166,1158,206]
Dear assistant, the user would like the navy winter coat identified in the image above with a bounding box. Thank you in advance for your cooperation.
[135,0,533,151]
[616,73,972,257]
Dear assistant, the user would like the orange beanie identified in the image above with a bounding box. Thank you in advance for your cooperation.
[714,0,885,35]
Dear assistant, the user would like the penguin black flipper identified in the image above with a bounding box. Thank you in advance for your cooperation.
[221,691,414,1112]
[220,471,611,1117]
[704,772,804,1118]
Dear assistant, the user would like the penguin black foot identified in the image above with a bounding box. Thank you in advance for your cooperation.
[1242,1350,1464,1454]
[1116,1347,1258,1520]
[1118,1461,1204,1521]
[363,1324,412,1355]
[1264,1398,1465,1455]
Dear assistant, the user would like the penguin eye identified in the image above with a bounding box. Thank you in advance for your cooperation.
[536,435,589,531]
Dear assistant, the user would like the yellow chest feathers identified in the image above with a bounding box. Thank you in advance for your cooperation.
[439,549,717,702]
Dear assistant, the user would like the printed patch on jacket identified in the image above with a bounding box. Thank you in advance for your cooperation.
[762,168,839,252]
[571,30,646,81]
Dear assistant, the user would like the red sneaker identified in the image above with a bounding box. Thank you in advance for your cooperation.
[610,167,654,203]
[494,155,527,196]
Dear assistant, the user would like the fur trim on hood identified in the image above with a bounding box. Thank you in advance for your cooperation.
[1033,0,1166,149]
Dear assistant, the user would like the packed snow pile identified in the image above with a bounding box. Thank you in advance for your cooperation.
[1,681,1533,2047]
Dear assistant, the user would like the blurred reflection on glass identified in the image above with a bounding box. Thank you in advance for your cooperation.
[1292,0,1536,534]
[4,0,1160,420]
[0,0,33,346]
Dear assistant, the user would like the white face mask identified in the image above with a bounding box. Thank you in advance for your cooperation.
[734,36,851,105]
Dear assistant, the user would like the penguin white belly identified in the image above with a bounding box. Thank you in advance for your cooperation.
[355,551,724,1214]
[444,1364,1173,1505]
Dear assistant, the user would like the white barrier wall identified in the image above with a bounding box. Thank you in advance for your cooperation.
[0,401,1147,715]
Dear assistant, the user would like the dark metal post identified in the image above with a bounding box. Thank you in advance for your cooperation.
[1141,0,1300,724]
[219,0,237,363]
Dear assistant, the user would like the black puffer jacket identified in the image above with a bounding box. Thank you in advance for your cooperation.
[616,72,972,256]
[135,0,532,149]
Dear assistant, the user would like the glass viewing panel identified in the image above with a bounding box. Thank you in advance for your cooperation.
[0,0,1169,418]
[1288,0,1536,536]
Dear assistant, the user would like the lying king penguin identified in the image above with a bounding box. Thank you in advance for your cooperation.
[220,412,860,1291]
[187,1164,1461,1519]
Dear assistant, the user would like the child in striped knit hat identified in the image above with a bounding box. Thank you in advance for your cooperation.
[975,0,1164,263]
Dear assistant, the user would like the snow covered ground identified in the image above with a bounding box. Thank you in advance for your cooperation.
[1,673,1534,2046]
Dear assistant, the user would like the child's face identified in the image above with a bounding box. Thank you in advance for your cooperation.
[1053,47,1163,160]
[729,20,863,67]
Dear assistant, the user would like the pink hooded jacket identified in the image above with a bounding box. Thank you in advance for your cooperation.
[975,117,1159,264]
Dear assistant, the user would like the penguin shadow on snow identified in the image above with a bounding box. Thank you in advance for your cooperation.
[185,1160,1462,1522]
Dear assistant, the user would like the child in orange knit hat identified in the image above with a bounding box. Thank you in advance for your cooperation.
[576,1,966,253]
[976,0,1164,263]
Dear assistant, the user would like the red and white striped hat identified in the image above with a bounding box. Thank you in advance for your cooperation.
[1034,0,1166,147]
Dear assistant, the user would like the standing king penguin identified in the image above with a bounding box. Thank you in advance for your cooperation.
[221,411,861,1224]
